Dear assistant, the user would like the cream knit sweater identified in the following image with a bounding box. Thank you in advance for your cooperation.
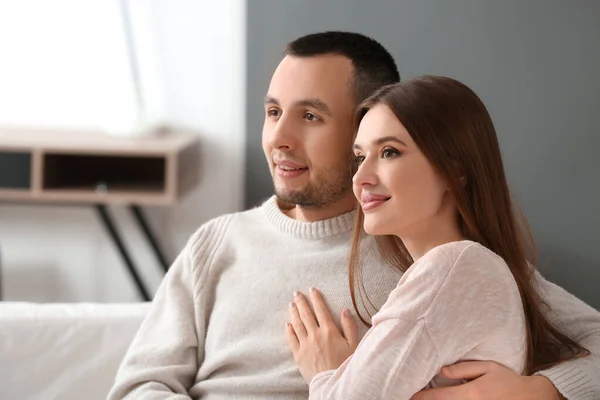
[109,196,600,399]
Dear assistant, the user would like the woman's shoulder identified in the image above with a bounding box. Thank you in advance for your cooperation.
[401,240,514,298]
[419,241,520,307]
[420,240,508,275]
[374,240,516,322]
[422,240,502,262]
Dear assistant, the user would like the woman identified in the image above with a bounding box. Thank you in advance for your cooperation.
[285,76,587,399]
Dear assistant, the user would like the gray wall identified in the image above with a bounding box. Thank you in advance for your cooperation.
[245,0,600,307]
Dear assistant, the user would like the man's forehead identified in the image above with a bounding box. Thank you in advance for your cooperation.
[267,54,354,107]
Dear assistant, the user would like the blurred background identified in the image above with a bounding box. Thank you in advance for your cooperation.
[0,0,599,308]
[0,0,245,302]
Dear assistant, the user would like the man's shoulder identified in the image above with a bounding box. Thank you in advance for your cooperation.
[189,201,269,241]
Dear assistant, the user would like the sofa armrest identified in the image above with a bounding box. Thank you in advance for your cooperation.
[0,302,150,400]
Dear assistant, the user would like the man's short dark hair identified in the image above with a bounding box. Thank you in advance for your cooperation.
[285,31,400,105]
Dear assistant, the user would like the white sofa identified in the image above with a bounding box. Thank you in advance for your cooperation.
[0,302,150,400]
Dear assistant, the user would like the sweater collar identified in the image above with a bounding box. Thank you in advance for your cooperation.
[262,196,356,239]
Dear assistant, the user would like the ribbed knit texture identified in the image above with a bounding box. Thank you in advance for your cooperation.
[109,197,399,399]
[109,196,600,399]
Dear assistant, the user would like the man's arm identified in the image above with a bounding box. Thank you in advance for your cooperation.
[533,271,600,399]
[411,361,565,400]
[108,219,225,399]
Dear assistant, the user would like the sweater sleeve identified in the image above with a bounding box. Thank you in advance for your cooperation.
[533,271,600,400]
[309,318,438,400]
[309,244,525,400]
[108,216,231,400]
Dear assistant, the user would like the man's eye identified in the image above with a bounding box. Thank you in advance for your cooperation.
[267,109,280,117]
[305,112,321,122]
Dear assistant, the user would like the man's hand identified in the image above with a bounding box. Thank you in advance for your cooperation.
[410,361,564,400]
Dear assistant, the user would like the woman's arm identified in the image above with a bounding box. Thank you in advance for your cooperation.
[308,317,439,400]
[287,243,527,400]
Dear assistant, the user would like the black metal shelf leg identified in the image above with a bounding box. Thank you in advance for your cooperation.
[0,246,3,301]
[129,205,170,273]
[95,204,151,301]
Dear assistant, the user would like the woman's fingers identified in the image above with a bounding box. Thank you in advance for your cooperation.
[285,322,300,353]
[293,291,319,332]
[309,287,336,328]
[341,308,359,348]
[289,301,307,339]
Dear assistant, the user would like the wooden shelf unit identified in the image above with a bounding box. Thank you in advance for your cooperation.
[0,127,200,206]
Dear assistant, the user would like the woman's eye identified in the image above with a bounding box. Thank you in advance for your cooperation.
[382,148,401,159]
[267,109,280,117]
[305,112,321,122]
[354,155,365,165]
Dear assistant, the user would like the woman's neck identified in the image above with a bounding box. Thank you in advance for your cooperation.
[399,210,466,262]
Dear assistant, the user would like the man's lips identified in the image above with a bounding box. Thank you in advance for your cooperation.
[273,158,308,171]
[273,158,308,178]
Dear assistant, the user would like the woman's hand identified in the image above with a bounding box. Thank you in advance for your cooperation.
[285,288,359,384]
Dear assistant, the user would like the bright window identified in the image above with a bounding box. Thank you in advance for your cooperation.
[0,0,141,133]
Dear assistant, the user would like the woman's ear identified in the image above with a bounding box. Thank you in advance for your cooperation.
[446,176,466,192]
[451,159,467,188]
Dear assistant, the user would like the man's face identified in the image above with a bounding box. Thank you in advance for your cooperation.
[262,54,356,207]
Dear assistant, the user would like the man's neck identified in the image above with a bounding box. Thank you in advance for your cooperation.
[280,195,357,222]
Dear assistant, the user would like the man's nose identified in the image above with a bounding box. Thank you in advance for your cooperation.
[268,116,296,151]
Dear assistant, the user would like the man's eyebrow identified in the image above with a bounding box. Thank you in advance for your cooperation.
[295,99,332,117]
[264,95,279,105]
[264,96,332,117]
[353,136,408,150]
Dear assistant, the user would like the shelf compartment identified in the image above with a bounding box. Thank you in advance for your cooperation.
[42,153,166,196]
[0,151,32,189]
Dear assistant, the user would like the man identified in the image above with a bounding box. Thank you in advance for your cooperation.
[109,31,600,399]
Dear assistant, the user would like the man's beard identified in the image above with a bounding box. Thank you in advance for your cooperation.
[274,163,354,208]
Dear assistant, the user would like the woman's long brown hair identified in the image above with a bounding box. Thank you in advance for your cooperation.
[349,76,588,374]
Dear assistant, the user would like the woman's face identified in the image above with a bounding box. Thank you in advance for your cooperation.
[352,104,453,239]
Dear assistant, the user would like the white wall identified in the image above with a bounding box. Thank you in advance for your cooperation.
[0,0,246,302]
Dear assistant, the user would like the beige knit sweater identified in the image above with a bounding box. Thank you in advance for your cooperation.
[109,196,600,399]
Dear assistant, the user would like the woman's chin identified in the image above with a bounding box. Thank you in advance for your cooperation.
[363,221,391,236]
